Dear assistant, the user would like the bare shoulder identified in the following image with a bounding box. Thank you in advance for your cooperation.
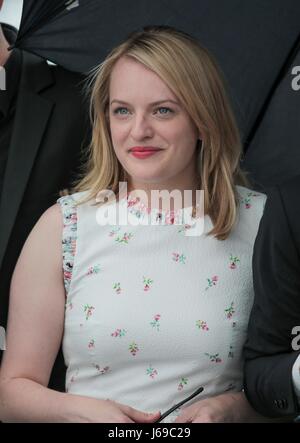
[15,203,64,276]
[26,203,62,241]
[34,203,63,235]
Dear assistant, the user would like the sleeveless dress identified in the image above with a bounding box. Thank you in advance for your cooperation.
[57,186,266,423]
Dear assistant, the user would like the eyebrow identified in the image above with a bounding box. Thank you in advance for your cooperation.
[110,99,180,106]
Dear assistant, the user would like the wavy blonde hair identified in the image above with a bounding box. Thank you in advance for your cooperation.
[73,25,249,240]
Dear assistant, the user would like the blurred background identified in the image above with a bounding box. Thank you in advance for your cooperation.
[0,0,23,28]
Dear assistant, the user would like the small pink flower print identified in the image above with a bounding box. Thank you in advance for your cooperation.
[196,320,209,331]
[88,339,95,349]
[64,270,72,281]
[225,302,235,319]
[205,353,222,363]
[178,224,192,234]
[94,364,110,375]
[70,213,77,223]
[115,232,133,244]
[111,328,126,338]
[146,365,158,379]
[205,275,218,290]
[129,342,139,356]
[150,314,161,330]
[109,227,121,237]
[65,212,77,225]
[172,252,179,261]
[127,196,140,207]
[84,304,95,320]
[166,211,176,225]
[86,264,101,276]
[178,377,188,391]
[229,254,240,269]
[143,276,153,292]
[172,252,186,264]
[113,282,122,294]
[241,192,260,209]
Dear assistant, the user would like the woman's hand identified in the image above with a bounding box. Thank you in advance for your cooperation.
[173,391,265,423]
[66,396,161,423]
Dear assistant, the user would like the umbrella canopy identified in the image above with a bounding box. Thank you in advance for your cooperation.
[244,40,300,191]
[12,0,300,186]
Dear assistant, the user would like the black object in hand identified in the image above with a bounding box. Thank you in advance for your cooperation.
[154,386,204,423]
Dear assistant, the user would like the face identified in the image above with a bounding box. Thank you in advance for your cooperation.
[108,56,200,192]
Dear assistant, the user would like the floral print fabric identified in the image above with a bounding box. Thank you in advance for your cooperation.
[57,186,266,423]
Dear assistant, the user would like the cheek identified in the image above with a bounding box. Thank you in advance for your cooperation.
[165,117,197,142]
[110,122,128,146]
[169,124,198,154]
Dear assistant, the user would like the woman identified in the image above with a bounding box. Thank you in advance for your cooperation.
[0,25,267,423]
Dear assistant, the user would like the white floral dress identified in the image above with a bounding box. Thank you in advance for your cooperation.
[57,186,266,423]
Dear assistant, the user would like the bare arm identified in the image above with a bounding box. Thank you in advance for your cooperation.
[0,204,160,423]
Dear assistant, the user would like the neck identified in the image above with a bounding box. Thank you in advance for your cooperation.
[0,26,11,66]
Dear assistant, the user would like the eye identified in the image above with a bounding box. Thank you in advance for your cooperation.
[154,107,173,116]
[113,107,130,116]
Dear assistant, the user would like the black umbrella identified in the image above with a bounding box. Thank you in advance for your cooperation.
[11,0,300,180]
[244,39,300,191]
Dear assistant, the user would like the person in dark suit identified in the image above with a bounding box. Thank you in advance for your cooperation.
[243,173,300,418]
[0,10,90,391]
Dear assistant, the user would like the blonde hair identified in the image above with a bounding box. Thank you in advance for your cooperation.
[73,25,249,240]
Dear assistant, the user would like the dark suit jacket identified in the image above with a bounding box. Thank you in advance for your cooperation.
[243,174,300,417]
[0,45,90,391]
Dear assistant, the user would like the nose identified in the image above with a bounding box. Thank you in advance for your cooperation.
[130,113,154,141]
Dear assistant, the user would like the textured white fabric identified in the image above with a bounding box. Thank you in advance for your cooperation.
[57,186,266,423]
[292,354,300,403]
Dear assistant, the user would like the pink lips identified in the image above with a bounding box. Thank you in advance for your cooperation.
[131,151,161,159]
[129,147,162,159]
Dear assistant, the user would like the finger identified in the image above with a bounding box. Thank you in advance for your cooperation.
[120,416,135,423]
[173,415,191,423]
[122,405,161,423]
[191,414,214,423]
[192,417,212,423]
[134,411,162,423]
